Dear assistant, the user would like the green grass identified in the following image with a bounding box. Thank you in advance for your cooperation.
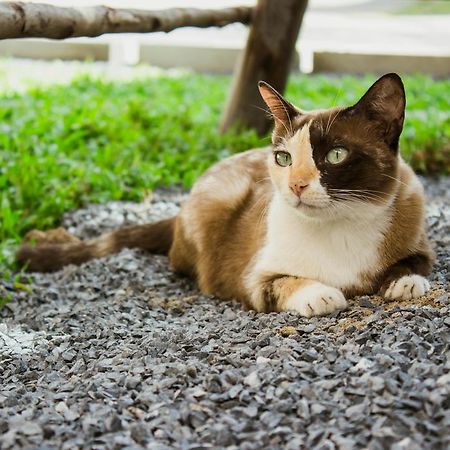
[395,1,450,15]
[0,71,449,271]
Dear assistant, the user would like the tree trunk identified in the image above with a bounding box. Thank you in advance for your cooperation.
[0,3,253,40]
[220,0,308,135]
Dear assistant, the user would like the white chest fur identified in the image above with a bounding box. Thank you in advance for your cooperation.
[253,194,390,289]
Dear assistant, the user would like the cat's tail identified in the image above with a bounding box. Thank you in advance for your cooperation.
[16,217,176,273]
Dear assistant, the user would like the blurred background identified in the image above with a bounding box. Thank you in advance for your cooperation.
[0,0,449,75]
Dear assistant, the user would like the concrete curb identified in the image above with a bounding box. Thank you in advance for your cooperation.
[0,39,448,76]
[313,51,450,77]
[0,39,108,61]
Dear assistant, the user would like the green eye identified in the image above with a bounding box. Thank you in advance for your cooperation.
[326,147,349,164]
[275,151,292,167]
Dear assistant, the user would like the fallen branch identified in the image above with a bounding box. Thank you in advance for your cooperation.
[0,2,253,40]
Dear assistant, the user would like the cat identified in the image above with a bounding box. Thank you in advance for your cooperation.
[17,73,434,317]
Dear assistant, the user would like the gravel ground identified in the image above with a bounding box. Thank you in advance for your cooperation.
[1,178,449,450]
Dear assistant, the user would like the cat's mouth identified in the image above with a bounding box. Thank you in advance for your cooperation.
[284,192,330,213]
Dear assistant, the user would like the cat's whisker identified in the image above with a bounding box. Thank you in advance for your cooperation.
[251,104,273,117]
[331,87,343,108]
[319,117,325,138]
[273,108,294,136]
[325,109,333,136]
[246,192,270,216]
[332,192,386,200]
[330,190,389,205]
[328,189,385,197]
[328,200,377,221]
[332,193,387,204]
[334,193,383,200]
[251,104,292,136]
[278,102,294,136]
[255,176,272,185]
[269,105,294,136]
[327,188,388,194]
[325,109,342,135]
[327,189,389,202]
[266,107,291,136]
[381,173,410,188]
[330,199,357,211]
[324,201,356,220]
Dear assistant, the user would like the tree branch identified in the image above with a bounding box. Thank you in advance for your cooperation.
[0,2,253,40]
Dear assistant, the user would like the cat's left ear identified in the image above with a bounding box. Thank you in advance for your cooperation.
[258,81,301,134]
[352,73,406,149]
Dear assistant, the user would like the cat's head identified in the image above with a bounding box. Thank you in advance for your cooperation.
[259,73,405,220]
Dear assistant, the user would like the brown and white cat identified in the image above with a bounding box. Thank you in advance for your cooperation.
[17,73,434,317]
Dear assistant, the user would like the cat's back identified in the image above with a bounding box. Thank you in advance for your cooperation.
[190,147,271,203]
[169,148,273,302]
[182,147,271,230]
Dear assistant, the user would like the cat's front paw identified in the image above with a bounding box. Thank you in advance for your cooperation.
[384,274,430,301]
[284,282,347,318]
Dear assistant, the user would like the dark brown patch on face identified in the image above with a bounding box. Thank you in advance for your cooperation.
[307,107,399,201]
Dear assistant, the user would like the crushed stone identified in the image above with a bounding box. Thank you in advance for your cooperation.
[0,177,449,449]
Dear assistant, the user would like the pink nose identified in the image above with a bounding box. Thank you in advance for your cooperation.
[290,182,309,197]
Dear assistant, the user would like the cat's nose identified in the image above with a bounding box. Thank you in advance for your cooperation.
[290,182,309,197]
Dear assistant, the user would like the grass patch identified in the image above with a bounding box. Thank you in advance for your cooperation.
[395,1,450,15]
[0,70,449,271]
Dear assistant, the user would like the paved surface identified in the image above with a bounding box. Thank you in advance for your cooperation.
[1,177,449,449]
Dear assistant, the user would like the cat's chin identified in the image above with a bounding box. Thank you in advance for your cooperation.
[287,199,330,220]
[286,197,354,222]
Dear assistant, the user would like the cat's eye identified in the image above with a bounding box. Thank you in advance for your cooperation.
[326,147,349,165]
[274,151,292,167]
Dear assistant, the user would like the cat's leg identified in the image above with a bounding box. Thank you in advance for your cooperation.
[379,253,433,301]
[254,275,348,317]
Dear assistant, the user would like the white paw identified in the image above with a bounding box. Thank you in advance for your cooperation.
[384,274,431,301]
[284,283,347,318]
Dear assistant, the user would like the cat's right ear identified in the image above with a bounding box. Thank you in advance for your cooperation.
[258,81,300,133]
[351,73,406,149]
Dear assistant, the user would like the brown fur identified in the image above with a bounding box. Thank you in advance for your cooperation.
[344,160,433,298]
[16,74,434,316]
[169,150,271,308]
[375,163,434,293]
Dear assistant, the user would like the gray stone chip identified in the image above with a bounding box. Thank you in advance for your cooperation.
[0,179,449,449]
